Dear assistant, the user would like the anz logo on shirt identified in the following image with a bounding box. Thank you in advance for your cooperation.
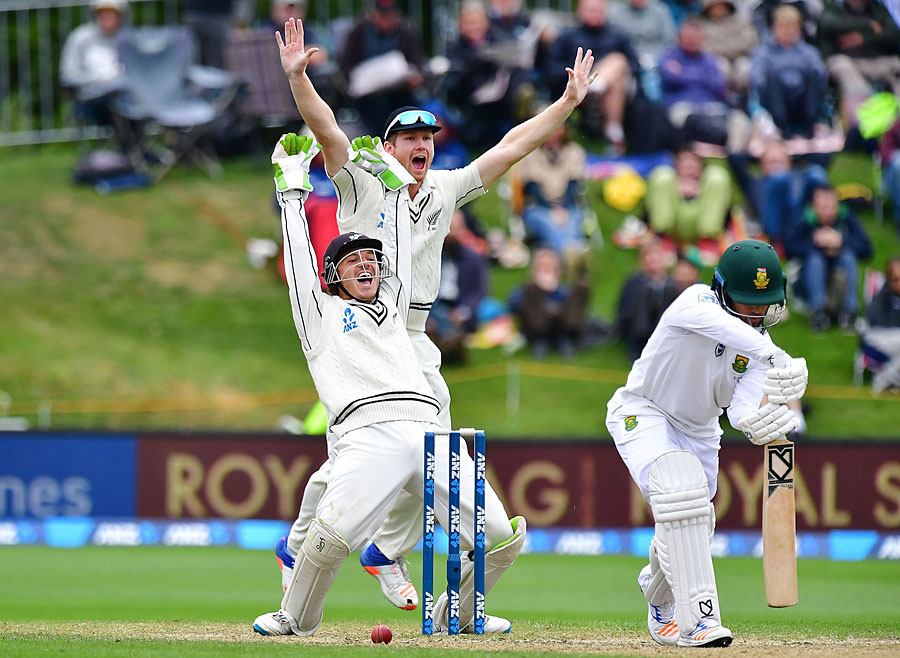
[342,307,358,333]
[377,213,384,229]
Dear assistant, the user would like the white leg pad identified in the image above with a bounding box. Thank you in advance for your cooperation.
[434,517,526,630]
[280,519,350,635]
[648,451,720,636]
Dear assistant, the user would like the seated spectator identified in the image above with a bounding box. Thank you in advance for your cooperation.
[659,18,751,150]
[727,140,829,244]
[516,122,589,275]
[608,0,676,65]
[426,210,489,363]
[786,184,873,331]
[546,0,642,152]
[749,0,820,42]
[509,248,591,358]
[616,239,682,359]
[863,257,900,392]
[698,0,757,94]
[817,0,900,127]
[338,0,427,134]
[443,1,533,149]
[60,0,128,136]
[881,120,900,232]
[645,148,732,259]
[750,6,828,139]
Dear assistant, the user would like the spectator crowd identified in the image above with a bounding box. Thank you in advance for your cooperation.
[59,0,900,390]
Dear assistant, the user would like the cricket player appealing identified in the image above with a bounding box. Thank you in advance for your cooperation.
[253,134,526,637]
[272,16,599,609]
[606,240,808,647]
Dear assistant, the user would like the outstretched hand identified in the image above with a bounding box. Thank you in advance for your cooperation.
[563,47,598,106]
[272,132,320,192]
[276,17,320,79]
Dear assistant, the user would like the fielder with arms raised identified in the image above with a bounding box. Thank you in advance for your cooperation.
[606,240,808,647]
[271,16,597,612]
[253,134,525,637]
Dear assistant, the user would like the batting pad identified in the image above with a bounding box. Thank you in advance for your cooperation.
[281,519,350,635]
[434,516,527,629]
[648,451,720,635]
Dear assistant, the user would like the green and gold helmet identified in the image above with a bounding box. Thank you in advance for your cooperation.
[712,240,786,328]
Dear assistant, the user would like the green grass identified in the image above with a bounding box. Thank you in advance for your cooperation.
[0,547,898,656]
[1,145,899,436]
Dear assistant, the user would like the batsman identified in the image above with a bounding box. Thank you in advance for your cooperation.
[606,240,808,647]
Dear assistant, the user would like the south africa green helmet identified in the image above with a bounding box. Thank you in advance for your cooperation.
[712,240,786,327]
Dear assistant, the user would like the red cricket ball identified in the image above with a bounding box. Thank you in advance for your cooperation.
[371,624,392,644]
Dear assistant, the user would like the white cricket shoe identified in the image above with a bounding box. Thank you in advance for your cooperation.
[431,591,512,634]
[252,609,298,636]
[638,567,678,646]
[359,544,418,610]
[677,621,733,648]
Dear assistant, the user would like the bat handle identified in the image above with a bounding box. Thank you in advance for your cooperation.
[770,351,789,369]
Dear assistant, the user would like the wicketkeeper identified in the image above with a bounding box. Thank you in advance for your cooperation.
[252,134,525,637]
[605,240,808,647]
[272,16,597,613]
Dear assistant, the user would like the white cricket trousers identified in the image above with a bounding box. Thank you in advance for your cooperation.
[317,419,512,553]
[287,330,451,557]
[606,392,721,502]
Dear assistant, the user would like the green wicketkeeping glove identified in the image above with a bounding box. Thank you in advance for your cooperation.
[348,135,415,191]
[272,132,321,192]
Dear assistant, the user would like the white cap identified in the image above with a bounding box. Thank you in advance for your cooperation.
[91,0,128,12]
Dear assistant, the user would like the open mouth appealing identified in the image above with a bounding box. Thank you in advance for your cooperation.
[411,155,427,172]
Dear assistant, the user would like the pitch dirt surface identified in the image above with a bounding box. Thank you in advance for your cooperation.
[4,621,899,657]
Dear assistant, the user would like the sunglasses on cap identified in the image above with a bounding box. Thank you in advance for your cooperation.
[384,110,438,139]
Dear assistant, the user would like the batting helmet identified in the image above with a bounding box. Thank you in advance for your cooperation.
[322,232,389,298]
[712,240,786,327]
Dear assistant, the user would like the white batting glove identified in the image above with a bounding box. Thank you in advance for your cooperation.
[762,356,808,404]
[348,135,415,191]
[272,132,320,193]
[737,403,800,446]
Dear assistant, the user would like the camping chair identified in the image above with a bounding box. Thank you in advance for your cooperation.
[112,26,236,182]
[225,28,302,128]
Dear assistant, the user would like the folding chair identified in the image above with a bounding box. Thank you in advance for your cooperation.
[113,26,236,181]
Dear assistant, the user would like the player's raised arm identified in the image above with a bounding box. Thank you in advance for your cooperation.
[272,133,325,351]
[474,47,597,190]
[276,18,351,177]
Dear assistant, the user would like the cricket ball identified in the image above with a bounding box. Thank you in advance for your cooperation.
[371,624,392,644]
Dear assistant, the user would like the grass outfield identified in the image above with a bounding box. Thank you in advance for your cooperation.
[1,547,898,656]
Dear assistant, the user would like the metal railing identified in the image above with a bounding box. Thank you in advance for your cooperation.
[0,0,178,146]
[0,0,575,147]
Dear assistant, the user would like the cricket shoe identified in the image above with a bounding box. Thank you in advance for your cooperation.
[431,592,512,634]
[275,536,295,592]
[252,609,300,636]
[359,543,418,610]
[638,566,678,646]
[677,621,733,648]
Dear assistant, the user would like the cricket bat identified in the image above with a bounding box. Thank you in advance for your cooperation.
[762,439,798,607]
[762,350,798,608]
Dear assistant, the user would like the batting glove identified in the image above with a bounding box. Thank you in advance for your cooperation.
[348,136,414,191]
[272,132,321,193]
[762,356,808,405]
[737,403,800,446]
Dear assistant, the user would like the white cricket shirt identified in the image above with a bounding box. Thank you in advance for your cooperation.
[612,284,782,438]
